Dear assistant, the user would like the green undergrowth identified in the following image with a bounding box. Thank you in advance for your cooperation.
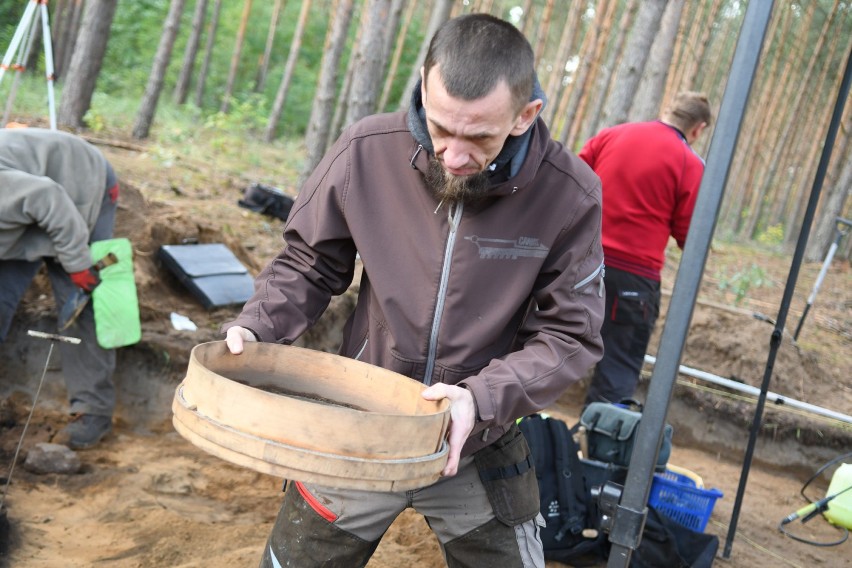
[5,76,305,192]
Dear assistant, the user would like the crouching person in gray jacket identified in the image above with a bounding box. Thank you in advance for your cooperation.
[0,127,119,449]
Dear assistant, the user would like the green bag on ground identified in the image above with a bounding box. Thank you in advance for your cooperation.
[90,238,141,349]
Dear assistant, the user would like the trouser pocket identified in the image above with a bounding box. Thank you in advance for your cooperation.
[611,289,656,325]
[473,422,540,526]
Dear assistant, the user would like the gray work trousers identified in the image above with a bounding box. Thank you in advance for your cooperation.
[0,167,118,418]
[259,456,545,568]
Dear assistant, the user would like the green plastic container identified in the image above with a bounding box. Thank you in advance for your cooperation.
[824,463,852,529]
[90,238,141,349]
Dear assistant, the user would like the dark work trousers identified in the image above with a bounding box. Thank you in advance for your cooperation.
[585,266,660,405]
[259,456,545,568]
[0,164,118,418]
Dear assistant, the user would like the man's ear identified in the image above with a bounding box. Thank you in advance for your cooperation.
[511,99,543,136]
[420,66,426,101]
[688,121,708,144]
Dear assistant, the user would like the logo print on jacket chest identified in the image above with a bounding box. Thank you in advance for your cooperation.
[465,235,549,260]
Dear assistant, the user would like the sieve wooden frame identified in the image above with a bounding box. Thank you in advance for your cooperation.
[172,341,451,490]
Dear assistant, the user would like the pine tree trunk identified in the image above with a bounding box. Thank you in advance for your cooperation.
[396,0,453,111]
[697,7,740,127]
[805,104,851,262]
[378,0,418,112]
[254,0,285,92]
[132,0,186,139]
[518,0,535,36]
[720,6,791,236]
[813,167,851,261]
[566,1,613,146]
[56,0,85,80]
[744,0,836,239]
[299,0,356,184]
[558,10,600,146]
[542,1,582,128]
[583,0,636,141]
[264,0,313,142]
[57,0,117,128]
[380,0,405,74]
[174,0,208,105]
[343,0,392,128]
[733,3,814,236]
[599,0,666,126]
[220,0,253,113]
[50,0,68,50]
[327,0,366,148]
[193,0,222,107]
[681,0,722,90]
[782,28,845,244]
[532,0,555,66]
[474,0,494,13]
[629,0,684,122]
[665,1,703,98]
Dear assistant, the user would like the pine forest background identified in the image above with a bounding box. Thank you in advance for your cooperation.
[1,0,850,262]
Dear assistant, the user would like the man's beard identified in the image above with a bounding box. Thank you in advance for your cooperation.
[425,157,490,206]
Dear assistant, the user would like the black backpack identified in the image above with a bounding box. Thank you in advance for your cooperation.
[518,414,619,565]
[631,506,719,568]
[238,182,295,221]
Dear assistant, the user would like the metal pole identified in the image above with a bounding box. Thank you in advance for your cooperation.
[0,331,81,512]
[39,1,57,130]
[0,1,55,129]
[605,3,774,566]
[1,0,40,126]
[793,217,851,340]
[723,42,852,558]
[643,355,852,425]
[0,0,38,86]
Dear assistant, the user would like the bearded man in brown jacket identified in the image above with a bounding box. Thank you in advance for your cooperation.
[223,14,605,568]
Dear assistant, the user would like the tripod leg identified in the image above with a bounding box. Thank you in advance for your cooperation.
[0,1,38,86]
[2,4,41,126]
[39,2,57,129]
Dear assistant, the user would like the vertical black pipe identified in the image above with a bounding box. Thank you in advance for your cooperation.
[723,43,852,558]
[605,2,775,567]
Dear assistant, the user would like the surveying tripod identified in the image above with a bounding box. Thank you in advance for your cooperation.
[0,0,56,129]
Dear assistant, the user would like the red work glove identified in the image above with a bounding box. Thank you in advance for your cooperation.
[69,267,101,292]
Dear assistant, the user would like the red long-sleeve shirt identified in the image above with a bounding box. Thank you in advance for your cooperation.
[579,120,704,280]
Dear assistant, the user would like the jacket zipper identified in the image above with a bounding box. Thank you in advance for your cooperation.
[423,202,463,385]
[574,261,605,297]
[353,338,368,360]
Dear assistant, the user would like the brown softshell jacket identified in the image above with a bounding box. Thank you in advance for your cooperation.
[223,111,605,456]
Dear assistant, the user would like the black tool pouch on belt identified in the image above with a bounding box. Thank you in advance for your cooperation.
[473,423,540,526]
[579,401,673,470]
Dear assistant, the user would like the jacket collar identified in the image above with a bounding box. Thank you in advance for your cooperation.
[406,76,548,188]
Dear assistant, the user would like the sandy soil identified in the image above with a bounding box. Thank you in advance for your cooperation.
[0,138,850,567]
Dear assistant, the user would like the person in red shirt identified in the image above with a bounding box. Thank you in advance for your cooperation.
[579,92,712,404]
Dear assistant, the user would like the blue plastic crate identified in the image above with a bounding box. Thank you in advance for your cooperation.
[648,470,723,532]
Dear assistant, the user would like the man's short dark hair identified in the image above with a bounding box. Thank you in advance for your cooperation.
[423,14,535,114]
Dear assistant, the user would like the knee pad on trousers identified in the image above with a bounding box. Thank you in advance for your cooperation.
[260,483,381,568]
